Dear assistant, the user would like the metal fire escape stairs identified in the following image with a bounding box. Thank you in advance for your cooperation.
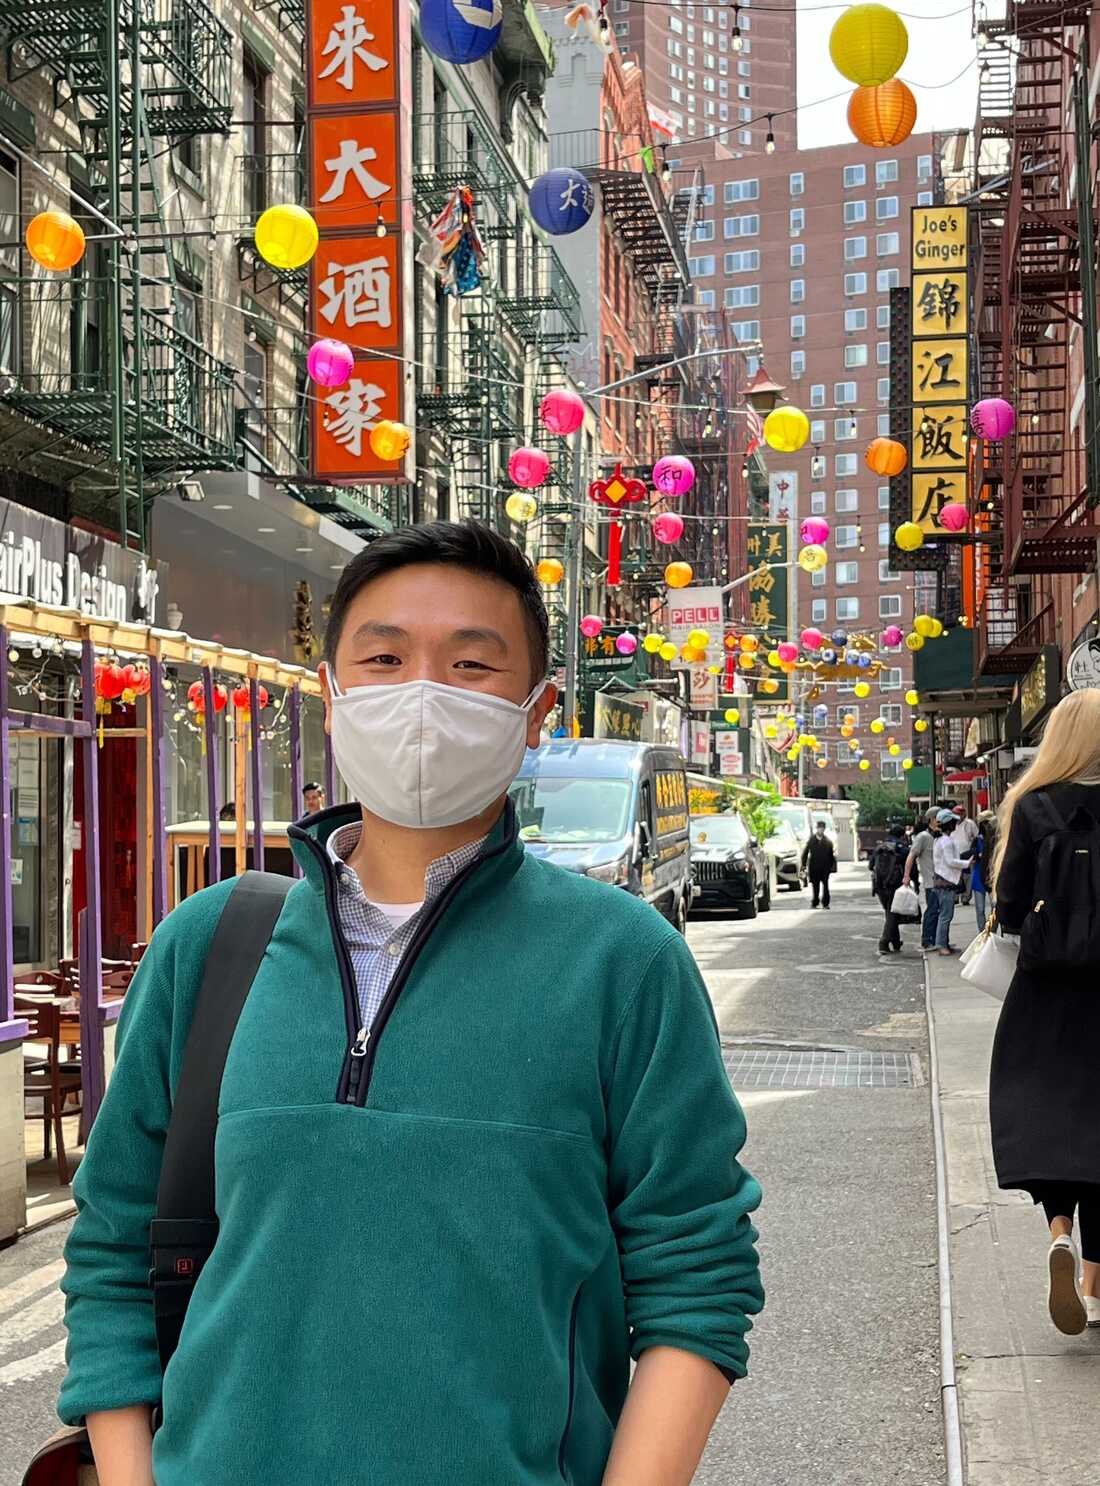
[0,0,235,546]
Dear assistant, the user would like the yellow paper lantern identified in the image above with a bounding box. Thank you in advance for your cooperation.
[659,641,678,662]
[902,758,913,770]
[643,632,664,654]
[859,758,872,771]
[797,733,813,747]
[763,405,811,454]
[724,708,740,725]
[843,712,856,727]
[740,633,759,652]
[708,664,722,675]
[829,4,909,86]
[504,492,538,523]
[798,543,828,573]
[854,681,871,698]
[765,724,778,739]
[761,677,780,694]
[787,746,801,761]
[870,718,885,734]
[840,725,853,738]
[369,419,412,462]
[665,561,693,589]
[904,688,920,705]
[767,649,782,668]
[681,644,703,663]
[25,210,86,272]
[535,558,564,587]
[905,632,925,651]
[848,738,861,751]
[254,203,319,271]
[915,718,929,732]
[913,614,937,638]
[817,757,829,769]
[928,618,944,638]
[738,653,756,670]
[688,628,711,650]
[894,522,924,552]
[889,742,901,755]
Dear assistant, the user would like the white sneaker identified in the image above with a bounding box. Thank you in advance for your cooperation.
[1048,1235,1087,1335]
[1086,1296,1100,1328]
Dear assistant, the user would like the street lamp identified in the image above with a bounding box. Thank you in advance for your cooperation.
[743,366,785,414]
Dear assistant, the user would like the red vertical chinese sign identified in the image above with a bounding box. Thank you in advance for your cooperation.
[307,0,413,482]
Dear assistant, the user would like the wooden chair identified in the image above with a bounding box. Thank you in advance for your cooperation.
[22,1003,83,1185]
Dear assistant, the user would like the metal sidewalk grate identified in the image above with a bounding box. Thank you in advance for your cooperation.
[723,1046,921,1090]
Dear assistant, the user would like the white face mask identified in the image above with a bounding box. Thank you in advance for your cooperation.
[327,674,547,830]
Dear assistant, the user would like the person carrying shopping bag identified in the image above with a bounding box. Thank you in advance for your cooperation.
[989,690,1100,1336]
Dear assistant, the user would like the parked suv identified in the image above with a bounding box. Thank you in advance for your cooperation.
[689,812,770,918]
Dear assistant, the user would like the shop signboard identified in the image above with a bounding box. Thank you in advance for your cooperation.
[667,585,722,670]
[745,521,790,702]
[715,731,740,756]
[593,693,644,743]
[909,205,970,534]
[718,751,744,776]
[0,500,165,624]
[1018,643,1061,732]
[689,667,718,711]
[767,470,796,523]
[689,721,711,765]
[1067,638,1100,691]
[581,629,643,676]
[307,0,413,482]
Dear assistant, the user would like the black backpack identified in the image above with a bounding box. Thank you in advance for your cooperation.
[1019,796,1100,972]
[871,841,906,898]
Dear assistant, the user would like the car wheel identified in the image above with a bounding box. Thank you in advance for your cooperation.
[738,892,758,920]
[674,895,689,934]
[758,874,771,913]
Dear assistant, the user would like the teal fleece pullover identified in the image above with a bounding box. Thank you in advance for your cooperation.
[60,805,763,1486]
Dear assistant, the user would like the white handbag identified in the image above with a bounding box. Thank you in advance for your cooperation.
[959,915,1019,995]
[890,884,920,917]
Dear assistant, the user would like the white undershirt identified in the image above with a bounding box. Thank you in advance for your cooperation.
[363,899,423,929]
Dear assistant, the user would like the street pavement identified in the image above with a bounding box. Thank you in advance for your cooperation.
[0,862,942,1484]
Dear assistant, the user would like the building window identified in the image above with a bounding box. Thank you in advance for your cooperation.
[724,213,760,237]
[790,208,805,233]
[836,597,860,621]
[917,153,933,181]
[790,243,805,267]
[811,491,827,514]
[790,314,806,338]
[697,288,716,307]
[790,278,805,302]
[878,704,903,726]
[877,412,891,435]
[694,219,715,240]
[917,190,934,206]
[875,341,890,365]
[844,272,868,295]
[738,83,751,98]
[877,376,891,403]
[810,419,826,443]
[876,195,899,220]
[835,489,859,512]
[844,307,868,332]
[812,567,827,588]
[836,561,859,585]
[790,350,806,378]
[810,383,826,407]
[836,704,859,726]
[789,171,804,196]
[881,757,903,781]
[843,163,866,188]
[843,200,867,224]
[834,416,858,440]
[835,453,858,475]
[730,319,760,341]
[880,668,902,691]
[724,178,759,202]
[738,59,750,74]
[834,523,859,548]
[876,232,900,256]
[844,343,868,367]
[879,595,903,618]
[812,599,828,622]
[724,249,760,272]
[878,485,891,509]
[876,159,899,184]
[844,236,867,260]
[689,255,716,276]
[739,130,752,144]
[879,558,900,583]
[878,521,891,547]
[877,303,891,329]
[724,283,760,307]
[834,381,858,403]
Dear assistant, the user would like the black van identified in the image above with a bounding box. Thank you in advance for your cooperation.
[509,740,694,931]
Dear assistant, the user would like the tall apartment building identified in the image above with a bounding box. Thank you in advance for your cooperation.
[686,136,941,792]
[615,0,796,153]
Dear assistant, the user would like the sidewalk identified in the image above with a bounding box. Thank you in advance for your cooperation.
[927,951,1100,1485]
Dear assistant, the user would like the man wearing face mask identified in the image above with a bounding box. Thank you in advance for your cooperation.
[59,521,764,1486]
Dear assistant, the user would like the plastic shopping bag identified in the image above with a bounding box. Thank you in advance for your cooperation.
[890,884,919,918]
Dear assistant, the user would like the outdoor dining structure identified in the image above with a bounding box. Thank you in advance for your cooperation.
[0,599,331,1240]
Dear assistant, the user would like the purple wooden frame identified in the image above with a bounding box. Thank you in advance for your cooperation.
[289,686,303,877]
[78,639,108,1129]
[149,656,168,928]
[0,625,26,1046]
[202,669,221,884]
[249,678,264,872]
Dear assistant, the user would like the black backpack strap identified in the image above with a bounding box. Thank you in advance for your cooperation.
[149,871,294,1374]
[1027,792,1066,839]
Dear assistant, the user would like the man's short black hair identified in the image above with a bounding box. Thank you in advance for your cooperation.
[890,825,906,840]
[302,781,323,795]
[324,519,550,684]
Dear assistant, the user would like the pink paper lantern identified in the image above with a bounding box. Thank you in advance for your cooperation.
[939,502,968,532]
[580,615,603,639]
[800,627,825,650]
[777,641,799,663]
[615,632,639,656]
[652,454,696,496]
[306,337,354,388]
[970,397,1015,441]
[881,625,904,647]
[539,388,585,436]
[652,512,685,545]
[800,516,830,546]
[508,446,551,489]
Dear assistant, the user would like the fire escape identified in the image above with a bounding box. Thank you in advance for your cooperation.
[0,0,237,545]
[970,0,1100,674]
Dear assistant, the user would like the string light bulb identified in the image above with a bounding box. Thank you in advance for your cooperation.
[731,7,743,51]
[375,208,386,239]
[765,117,776,154]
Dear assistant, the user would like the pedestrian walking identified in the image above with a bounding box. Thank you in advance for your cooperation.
[954,804,978,904]
[969,809,996,933]
[902,807,942,949]
[52,521,764,1486]
[928,809,968,955]
[989,690,1100,1336]
[801,820,837,908]
[870,826,909,954]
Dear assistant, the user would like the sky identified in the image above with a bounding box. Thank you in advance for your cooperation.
[796,0,979,148]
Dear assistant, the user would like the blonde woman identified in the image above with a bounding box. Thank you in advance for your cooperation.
[990,689,1100,1336]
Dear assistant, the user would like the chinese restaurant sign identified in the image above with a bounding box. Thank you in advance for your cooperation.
[307,0,412,482]
[746,522,790,703]
[909,208,970,533]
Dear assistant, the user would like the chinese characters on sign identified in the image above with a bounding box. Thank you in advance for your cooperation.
[308,0,409,481]
[745,523,790,701]
[593,694,645,743]
[909,207,970,533]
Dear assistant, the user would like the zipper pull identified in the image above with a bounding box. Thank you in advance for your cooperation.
[351,1026,370,1056]
[1033,899,1045,913]
[346,1026,370,1103]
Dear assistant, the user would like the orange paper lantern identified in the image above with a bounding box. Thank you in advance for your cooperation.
[26,210,86,272]
[865,436,908,477]
[847,80,917,149]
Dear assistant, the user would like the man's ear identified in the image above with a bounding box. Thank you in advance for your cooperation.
[320,662,333,736]
[527,683,558,747]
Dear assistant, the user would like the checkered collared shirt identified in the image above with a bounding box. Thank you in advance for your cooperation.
[326,822,486,1032]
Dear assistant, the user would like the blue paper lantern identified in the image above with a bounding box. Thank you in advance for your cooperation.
[857,653,872,669]
[528,168,595,236]
[821,647,837,664]
[831,629,848,647]
[419,0,503,64]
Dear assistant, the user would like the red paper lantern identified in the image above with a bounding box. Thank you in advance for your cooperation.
[119,663,151,698]
[94,661,126,700]
[847,80,917,149]
[231,684,270,711]
[188,680,228,712]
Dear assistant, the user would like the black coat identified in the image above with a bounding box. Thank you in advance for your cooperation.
[801,834,837,877]
[989,783,1100,1190]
